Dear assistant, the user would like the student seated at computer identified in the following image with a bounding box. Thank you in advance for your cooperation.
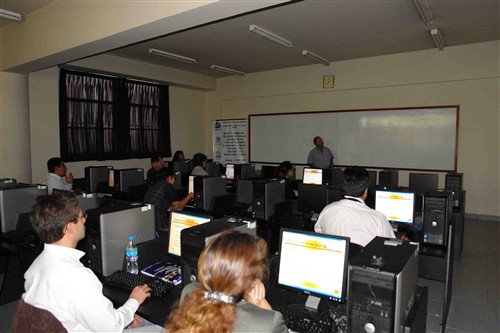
[277,161,297,200]
[165,230,287,333]
[172,150,185,162]
[146,154,164,186]
[314,166,399,247]
[44,157,74,194]
[143,167,194,234]
[191,153,209,176]
[20,193,153,332]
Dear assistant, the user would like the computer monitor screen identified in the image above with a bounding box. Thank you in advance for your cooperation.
[297,183,328,213]
[368,170,377,190]
[278,228,349,304]
[168,211,211,257]
[409,173,438,196]
[85,166,113,192]
[302,168,323,185]
[261,165,278,179]
[188,175,195,194]
[225,164,235,180]
[375,190,415,225]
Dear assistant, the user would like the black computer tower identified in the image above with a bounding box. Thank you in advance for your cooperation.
[180,217,257,288]
[85,166,113,193]
[379,169,399,190]
[422,190,453,246]
[193,176,227,212]
[237,179,254,204]
[235,164,255,180]
[252,179,285,220]
[445,173,463,208]
[349,237,419,333]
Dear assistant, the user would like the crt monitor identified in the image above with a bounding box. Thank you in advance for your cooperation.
[302,168,323,185]
[375,190,415,226]
[225,164,235,180]
[277,228,350,306]
[168,211,212,257]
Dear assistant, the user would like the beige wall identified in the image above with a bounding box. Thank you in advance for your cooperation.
[27,66,207,183]
[0,72,32,182]
[206,41,500,217]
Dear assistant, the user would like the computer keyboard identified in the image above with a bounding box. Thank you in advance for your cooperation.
[273,304,337,333]
[104,270,174,298]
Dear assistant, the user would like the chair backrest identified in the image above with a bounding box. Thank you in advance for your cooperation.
[11,298,67,333]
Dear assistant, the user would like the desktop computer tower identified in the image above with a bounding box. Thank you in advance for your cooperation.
[85,166,113,192]
[84,204,156,276]
[193,176,227,212]
[180,217,257,287]
[445,173,463,208]
[379,169,399,190]
[422,190,453,246]
[252,179,285,221]
[322,168,343,188]
[349,237,419,333]
[237,179,253,204]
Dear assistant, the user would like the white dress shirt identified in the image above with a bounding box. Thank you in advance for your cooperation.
[23,244,138,332]
[314,196,396,247]
[44,173,72,194]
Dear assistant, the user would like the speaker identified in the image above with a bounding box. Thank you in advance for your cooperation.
[422,190,453,246]
[378,169,399,190]
[349,237,419,333]
[445,173,463,208]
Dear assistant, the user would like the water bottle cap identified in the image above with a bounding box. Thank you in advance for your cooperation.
[128,235,134,240]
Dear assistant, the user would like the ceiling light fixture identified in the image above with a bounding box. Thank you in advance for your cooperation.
[249,24,292,48]
[430,28,445,51]
[302,50,329,66]
[0,9,22,21]
[148,48,197,64]
[210,65,246,76]
[412,0,433,26]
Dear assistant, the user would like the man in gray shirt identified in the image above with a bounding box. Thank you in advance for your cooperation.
[307,136,334,169]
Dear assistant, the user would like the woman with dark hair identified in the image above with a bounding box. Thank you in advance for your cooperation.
[172,150,185,162]
[191,153,209,176]
[165,230,287,333]
[278,161,297,200]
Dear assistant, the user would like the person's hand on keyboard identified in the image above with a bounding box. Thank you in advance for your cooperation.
[244,280,272,310]
[129,284,152,304]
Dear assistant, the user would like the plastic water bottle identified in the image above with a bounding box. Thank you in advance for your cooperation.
[125,235,139,274]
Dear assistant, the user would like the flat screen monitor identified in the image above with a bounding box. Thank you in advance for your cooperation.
[277,228,349,305]
[297,183,328,213]
[168,211,211,257]
[368,170,377,190]
[225,164,235,180]
[375,190,415,226]
[261,165,278,179]
[85,166,113,192]
[173,160,191,174]
[409,173,438,196]
[0,184,48,233]
[302,168,323,185]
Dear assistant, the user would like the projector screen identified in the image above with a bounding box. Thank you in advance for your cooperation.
[249,106,458,171]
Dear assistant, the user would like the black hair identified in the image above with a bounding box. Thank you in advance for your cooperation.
[192,153,208,167]
[47,157,64,173]
[342,166,369,197]
[278,161,293,179]
[151,155,162,163]
[172,151,184,161]
[157,167,176,181]
[313,136,321,145]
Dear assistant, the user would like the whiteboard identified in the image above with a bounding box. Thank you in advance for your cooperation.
[249,107,458,171]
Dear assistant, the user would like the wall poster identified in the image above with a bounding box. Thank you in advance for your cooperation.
[212,119,247,165]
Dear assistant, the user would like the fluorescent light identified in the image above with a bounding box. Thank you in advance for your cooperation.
[249,25,292,48]
[0,9,22,21]
[302,50,329,66]
[148,48,197,64]
[210,65,246,76]
[430,28,444,51]
[412,0,433,26]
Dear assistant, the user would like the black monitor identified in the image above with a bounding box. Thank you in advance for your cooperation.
[322,168,343,187]
[110,168,144,192]
[168,211,212,257]
[172,160,192,174]
[261,165,278,179]
[85,166,113,192]
[206,162,222,176]
[277,228,350,306]
[409,173,438,196]
[298,183,328,213]
[302,168,323,185]
[368,170,377,190]
[0,184,48,233]
[375,190,415,226]
[226,164,255,180]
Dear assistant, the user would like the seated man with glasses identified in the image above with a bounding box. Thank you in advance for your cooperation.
[21,194,154,332]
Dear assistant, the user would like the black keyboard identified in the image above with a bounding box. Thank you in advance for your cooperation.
[273,304,337,333]
[104,270,174,298]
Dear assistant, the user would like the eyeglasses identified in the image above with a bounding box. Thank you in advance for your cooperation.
[73,214,87,223]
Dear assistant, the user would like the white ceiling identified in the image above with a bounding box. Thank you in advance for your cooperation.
[2,0,499,78]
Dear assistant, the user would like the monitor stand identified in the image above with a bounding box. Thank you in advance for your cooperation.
[304,295,321,311]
